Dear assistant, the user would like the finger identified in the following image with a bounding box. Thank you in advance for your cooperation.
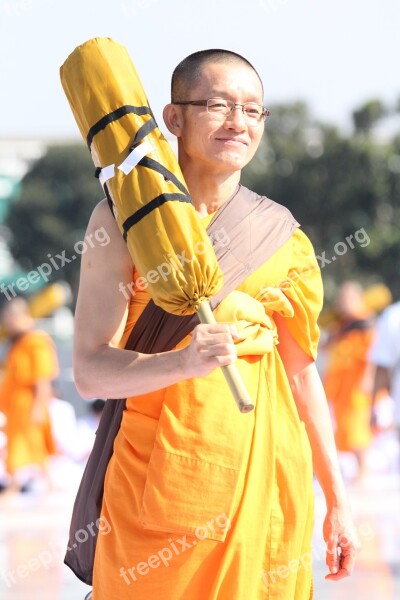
[340,546,358,575]
[215,325,241,340]
[201,343,237,357]
[214,354,237,366]
[325,551,340,576]
[200,353,237,369]
[201,333,237,346]
[229,326,241,340]
[325,536,340,575]
[325,540,357,580]
[216,326,241,341]
[325,567,350,581]
[197,324,239,336]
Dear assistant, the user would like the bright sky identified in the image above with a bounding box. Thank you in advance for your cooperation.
[0,0,399,140]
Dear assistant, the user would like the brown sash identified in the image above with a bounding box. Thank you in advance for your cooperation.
[64,184,299,585]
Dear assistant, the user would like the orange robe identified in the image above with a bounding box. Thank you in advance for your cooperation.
[323,322,373,451]
[92,227,323,599]
[0,329,59,474]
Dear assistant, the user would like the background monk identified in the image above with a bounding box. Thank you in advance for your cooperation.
[323,281,375,483]
[73,50,359,599]
[0,296,59,492]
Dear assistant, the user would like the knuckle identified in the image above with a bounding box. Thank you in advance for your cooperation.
[222,343,232,353]
[218,355,233,366]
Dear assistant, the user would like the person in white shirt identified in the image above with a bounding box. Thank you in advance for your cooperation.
[370,301,400,437]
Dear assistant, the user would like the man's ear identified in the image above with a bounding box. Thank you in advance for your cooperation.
[163,103,183,136]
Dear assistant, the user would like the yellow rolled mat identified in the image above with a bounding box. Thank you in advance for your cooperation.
[60,37,222,316]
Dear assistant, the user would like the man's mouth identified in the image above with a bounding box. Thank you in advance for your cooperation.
[214,137,248,146]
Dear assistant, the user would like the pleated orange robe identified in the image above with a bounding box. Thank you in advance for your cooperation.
[323,323,374,451]
[0,330,58,474]
[92,226,323,600]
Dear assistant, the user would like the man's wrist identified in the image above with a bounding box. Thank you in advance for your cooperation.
[324,482,349,511]
[175,347,190,381]
[317,466,349,510]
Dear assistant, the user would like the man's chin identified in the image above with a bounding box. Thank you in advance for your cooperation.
[213,151,249,171]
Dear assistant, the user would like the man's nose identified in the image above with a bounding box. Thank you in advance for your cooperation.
[224,106,246,130]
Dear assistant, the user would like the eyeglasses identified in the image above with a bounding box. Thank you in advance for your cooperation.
[173,98,270,126]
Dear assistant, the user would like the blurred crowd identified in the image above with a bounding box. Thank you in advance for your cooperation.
[0,296,105,494]
[0,283,399,496]
[319,281,400,485]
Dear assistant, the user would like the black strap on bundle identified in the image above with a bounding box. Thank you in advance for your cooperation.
[122,193,192,240]
[121,155,193,237]
[93,117,158,182]
[89,103,192,236]
[130,117,157,147]
[86,104,153,148]
[137,156,189,196]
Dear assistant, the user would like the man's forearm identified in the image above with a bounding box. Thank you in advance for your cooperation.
[74,345,186,400]
[74,321,238,401]
[290,363,348,508]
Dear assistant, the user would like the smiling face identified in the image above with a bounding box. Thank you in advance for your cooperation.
[169,61,265,176]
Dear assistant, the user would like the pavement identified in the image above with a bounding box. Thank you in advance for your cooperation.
[0,457,399,600]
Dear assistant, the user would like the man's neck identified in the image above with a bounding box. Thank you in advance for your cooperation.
[180,160,241,217]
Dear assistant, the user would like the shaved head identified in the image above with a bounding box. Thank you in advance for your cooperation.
[171,49,264,102]
[0,296,29,318]
[335,281,367,320]
[0,296,33,336]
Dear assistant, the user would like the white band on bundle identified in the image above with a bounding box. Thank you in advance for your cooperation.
[98,139,152,188]
[99,164,115,187]
[118,139,152,175]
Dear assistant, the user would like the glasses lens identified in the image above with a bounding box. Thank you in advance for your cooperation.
[207,99,231,113]
[206,99,267,126]
[243,103,263,120]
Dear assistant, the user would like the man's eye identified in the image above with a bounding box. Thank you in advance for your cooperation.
[209,101,228,109]
[245,106,261,116]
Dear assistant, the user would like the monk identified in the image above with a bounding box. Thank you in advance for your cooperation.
[0,296,59,491]
[323,282,375,482]
[73,50,359,599]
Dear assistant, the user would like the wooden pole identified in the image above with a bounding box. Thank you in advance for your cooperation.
[198,300,254,414]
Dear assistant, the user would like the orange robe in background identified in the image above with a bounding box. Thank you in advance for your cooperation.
[323,321,374,451]
[92,226,323,600]
[0,329,59,474]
